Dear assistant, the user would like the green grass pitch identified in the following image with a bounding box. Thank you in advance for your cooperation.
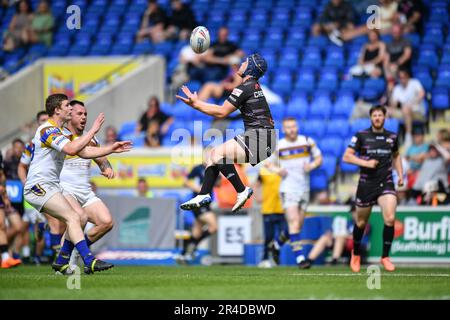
[0,265,449,299]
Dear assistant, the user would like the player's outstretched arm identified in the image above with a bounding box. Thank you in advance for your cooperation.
[78,141,132,159]
[176,85,237,118]
[63,113,105,156]
[343,148,378,169]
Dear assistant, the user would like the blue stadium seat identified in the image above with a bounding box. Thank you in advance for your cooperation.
[262,28,284,49]
[422,28,444,47]
[431,88,449,110]
[317,67,338,91]
[324,47,345,68]
[340,78,362,94]
[118,121,137,139]
[271,8,291,28]
[416,74,433,92]
[301,47,322,69]
[363,78,386,95]
[417,50,439,69]
[326,119,350,138]
[286,96,309,120]
[320,155,338,179]
[310,169,328,191]
[319,137,344,157]
[294,67,316,93]
[360,87,380,103]
[292,7,312,27]
[384,119,400,133]
[271,69,293,95]
[309,95,333,120]
[307,35,329,49]
[435,65,450,89]
[350,119,371,135]
[285,29,307,48]
[132,41,153,55]
[301,120,326,140]
[332,95,354,119]
[278,48,300,69]
[339,159,359,174]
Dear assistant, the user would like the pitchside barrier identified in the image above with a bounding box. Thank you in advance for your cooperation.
[89,196,449,265]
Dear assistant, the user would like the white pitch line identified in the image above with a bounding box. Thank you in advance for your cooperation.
[290,273,450,277]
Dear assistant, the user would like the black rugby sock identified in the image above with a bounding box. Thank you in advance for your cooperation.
[199,165,220,195]
[193,230,211,245]
[352,225,365,256]
[382,225,394,258]
[217,164,245,193]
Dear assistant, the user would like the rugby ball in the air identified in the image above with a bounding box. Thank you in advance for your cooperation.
[190,26,210,54]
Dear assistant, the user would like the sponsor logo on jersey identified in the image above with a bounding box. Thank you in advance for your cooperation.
[232,88,243,97]
[386,138,393,144]
[376,136,385,140]
[254,90,264,98]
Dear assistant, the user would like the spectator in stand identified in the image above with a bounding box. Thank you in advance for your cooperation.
[198,57,242,102]
[2,0,33,52]
[165,0,196,41]
[202,27,244,82]
[383,24,412,87]
[388,69,425,147]
[412,144,450,203]
[342,0,398,41]
[437,129,450,153]
[143,120,161,148]
[136,96,174,140]
[349,29,386,78]
[171,43,207,89]
[3,138,26,260]
[311,0,356,46]
[29,0,54,47]
[405,127,428,187]
[103,125,119,146]
[395,0,424,34]
[136,178,154,198]
[136,0,167,43]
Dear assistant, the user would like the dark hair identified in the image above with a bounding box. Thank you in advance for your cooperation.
[69,100,85,107]
[368,28,380,39]
[369,105,387,116]
[398,68,411,78]
[148,96,160,110]
[16,0,31,14]
[12,138,25,146]
[282,117,297,122]
[36,110,48,121]
[45,93,68,116]
[138,177,147,184]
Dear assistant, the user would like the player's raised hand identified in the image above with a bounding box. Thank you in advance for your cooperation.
[111,141,133,153]
[91,113,105,134]
[366,159,379,169]
[176,85,198,106]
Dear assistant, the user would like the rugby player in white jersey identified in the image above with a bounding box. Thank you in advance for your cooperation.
[19,111,66,262]
[59,100,115,271]
[23,94,132,274]
[265,117,323,269]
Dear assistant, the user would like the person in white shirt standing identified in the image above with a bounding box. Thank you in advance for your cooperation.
[388,69,426,147]
[265,118,323,269]
[23,93,132,274]
[59,100,117,272]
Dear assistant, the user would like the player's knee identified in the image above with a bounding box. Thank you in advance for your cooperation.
[100,217,114,233]
[66,212,81,226]
[208,223,217,234]
[384,214,395,226]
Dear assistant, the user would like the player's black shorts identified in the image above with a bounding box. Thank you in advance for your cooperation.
[234,128,277,166]
[0,197,4,209]
[355,181,397,208]
[192,204,213,218]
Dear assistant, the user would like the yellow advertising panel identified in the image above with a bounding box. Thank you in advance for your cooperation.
[90,149,203,188]
[43,59,139,101]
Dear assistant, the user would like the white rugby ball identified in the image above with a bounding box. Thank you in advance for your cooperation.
[190,26,210,54]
